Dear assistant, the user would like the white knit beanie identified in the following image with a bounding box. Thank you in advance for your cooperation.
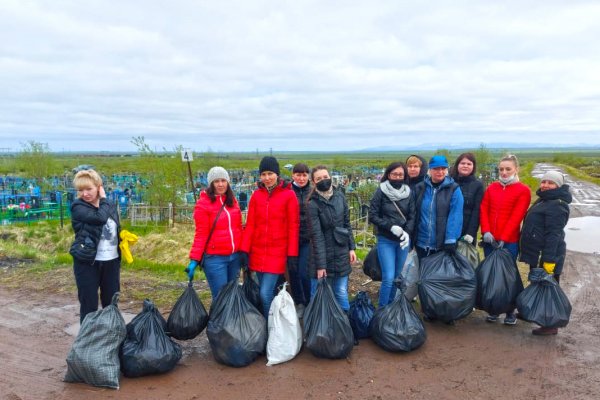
[541,170,564,187]
[207,166,230,185]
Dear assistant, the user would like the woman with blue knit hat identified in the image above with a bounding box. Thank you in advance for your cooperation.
[187,166,244,301]
[413,155,464,260]
[240,156,300,317]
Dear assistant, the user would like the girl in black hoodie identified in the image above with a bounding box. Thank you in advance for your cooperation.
[450,153,484,245]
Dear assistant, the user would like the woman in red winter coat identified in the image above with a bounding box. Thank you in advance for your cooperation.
[480,154,531,325]
[187,166,244,301]
[240,156,299,317]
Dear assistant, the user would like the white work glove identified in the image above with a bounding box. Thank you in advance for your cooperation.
[463,234,474,244]
[390,225,404,237]
[399,231,409,249]
[482,232,495,244]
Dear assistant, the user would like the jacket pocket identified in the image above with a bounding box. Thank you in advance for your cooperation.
[333,227,349,247]
[69,235,96,262]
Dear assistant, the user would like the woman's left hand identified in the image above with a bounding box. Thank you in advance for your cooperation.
[349,250,357,264]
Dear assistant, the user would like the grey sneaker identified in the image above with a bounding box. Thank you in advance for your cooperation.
[486,314,498,323]
[504,313,517,325]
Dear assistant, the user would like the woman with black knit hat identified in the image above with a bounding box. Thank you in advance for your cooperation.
[240,156,300,318]
[519,170,572,335]
[450,153,484,245]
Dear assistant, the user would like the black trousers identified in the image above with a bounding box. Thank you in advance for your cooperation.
[73,257,121,323]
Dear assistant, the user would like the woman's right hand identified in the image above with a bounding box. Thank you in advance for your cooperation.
[98,185,107,199]
[316,269,327,279]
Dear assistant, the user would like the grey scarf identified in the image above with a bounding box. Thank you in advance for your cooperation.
[380,181,411,201]
[317,187,334,200]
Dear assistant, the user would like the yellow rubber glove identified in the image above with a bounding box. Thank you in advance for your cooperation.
[119,229,139,264]
[542,262,556,274]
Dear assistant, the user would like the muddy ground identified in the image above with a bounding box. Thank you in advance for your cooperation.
[1,164,600,400]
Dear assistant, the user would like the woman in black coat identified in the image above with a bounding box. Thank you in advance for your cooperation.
[450,152,484,245]
[519,170,572,335]
[307,165,356,311]
[369,161,416,307]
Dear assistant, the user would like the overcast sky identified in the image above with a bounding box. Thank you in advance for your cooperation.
[1,0,599,153]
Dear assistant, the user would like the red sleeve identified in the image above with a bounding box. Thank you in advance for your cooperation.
[240,192,257,253]
[479,186,491,234]
[499,184,531,241]
[189,196,210,260]
[286,191,300,256]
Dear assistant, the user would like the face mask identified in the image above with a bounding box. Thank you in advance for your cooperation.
[388,179,404,189]
[316,179,332,192]
[499,174,516,185]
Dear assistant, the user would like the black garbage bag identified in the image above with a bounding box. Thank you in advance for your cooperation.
[348,291,375,340]
[303,279,354,359]
[64,292,126,389]
[207,280,267,367]
[120,299,182,378]
[370,278,427,352]
[167,282,209,340]
[242,268,262,312]
[476,247,524,315]
[516,268,572,328]
[363,247,382,281]
[418,251,477,323]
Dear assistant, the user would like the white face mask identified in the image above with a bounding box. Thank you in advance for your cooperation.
[499,174,516,185]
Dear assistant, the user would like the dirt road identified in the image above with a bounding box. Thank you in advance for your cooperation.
[1,164,599,400]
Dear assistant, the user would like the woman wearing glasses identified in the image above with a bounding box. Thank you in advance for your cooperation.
[368,162,416,307]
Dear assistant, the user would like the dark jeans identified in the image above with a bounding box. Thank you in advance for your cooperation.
[73,257,121,323]
[289,242,311,306]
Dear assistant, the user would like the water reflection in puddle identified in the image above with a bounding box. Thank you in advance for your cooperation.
[565,216,600,254]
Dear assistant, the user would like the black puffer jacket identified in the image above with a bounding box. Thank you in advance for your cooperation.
[292,182,312,244]
[71,198,121,261]
[455,174,484,239]
[519,185,572,275]
[368,185,416,242]
[406,155,428,191]
[308,189,356,278]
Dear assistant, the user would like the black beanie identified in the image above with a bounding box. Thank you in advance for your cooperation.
[259,156,280,175]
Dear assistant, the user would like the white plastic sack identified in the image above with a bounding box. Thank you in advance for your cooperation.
[400,250,419,300]
[266,283,302,366]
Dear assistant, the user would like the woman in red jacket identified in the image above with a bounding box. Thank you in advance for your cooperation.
[480,154,531,325]
[240,156,299,317]
[187,166,244,301]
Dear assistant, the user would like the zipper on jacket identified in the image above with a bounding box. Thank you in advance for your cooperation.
[428,187,437,248]
[221,196,235,255]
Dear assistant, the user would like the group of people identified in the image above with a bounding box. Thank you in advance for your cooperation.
[69,153,572,337]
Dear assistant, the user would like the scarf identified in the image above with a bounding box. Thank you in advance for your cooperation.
[316,187,334,200]
[380,180,411,201]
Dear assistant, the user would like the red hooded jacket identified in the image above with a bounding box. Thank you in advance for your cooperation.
[240,180,299,274]
[189,191,243,260]
[480,181,531,243]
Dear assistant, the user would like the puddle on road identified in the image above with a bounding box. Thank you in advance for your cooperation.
[64,311,136,336]
[565,216,600,254]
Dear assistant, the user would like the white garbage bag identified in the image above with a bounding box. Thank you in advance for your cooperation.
[266,283,302,366]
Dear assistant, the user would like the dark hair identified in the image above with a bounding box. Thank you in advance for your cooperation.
[292,163,309,174]
[308,165,330,202]
[206,181,236,207]
[450,152,477,179]
[381,162,407,183]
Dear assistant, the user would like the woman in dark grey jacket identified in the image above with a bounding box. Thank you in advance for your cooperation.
[70,169,121,323]
[450,153,484,244]
[307,165,356,311]
[369,161,416,307]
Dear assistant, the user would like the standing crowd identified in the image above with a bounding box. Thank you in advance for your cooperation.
[69,153,572,337]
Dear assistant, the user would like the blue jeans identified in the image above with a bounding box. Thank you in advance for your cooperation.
[377,235,409,307]
[203,253,240,301]
[289,242,311,306]
[256,271,282,318]
[483,242,519,262]
[310,275,350,311]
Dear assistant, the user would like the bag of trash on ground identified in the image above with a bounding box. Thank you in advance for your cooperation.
[242,267,262,312]
[362,247,382,281]
[64,292,126,389]
[348,291,375,340]
[266,283,302,366]
[516,268,572,328]
[400,249,420,300]
[207,280,267,367]
[167,281,209,340]
[457,239,480,269]
[303,278,354,359]
[418,251,477,323]
[370,278,427,352]
[476,246,524,315]
[120,299,182,377]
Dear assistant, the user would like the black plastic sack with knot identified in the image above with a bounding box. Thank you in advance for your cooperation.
[516,268,572,328]
[476,247,524,315]
[207,280,267,367]
[303,279,354,359]
[167,282,209,340]
[120,299,182,378]
[242,268,262,312]
[418,251,477,323]
[348,291,375,340]
[370,278,427,352]
[362,247,382,281]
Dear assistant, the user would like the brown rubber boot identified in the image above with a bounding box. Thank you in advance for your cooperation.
[532,327,558,336]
